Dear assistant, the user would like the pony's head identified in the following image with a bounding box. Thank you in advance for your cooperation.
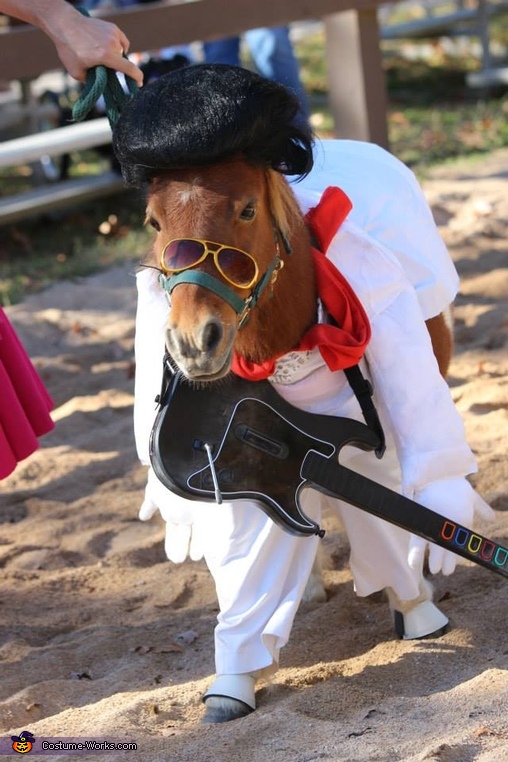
[113,64,317,380]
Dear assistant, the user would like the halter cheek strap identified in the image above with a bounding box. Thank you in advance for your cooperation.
[158,254,283,328]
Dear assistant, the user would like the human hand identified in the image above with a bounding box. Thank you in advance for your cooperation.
[408,478,494,575]
[45,4,143,85]
[139,467,205,563]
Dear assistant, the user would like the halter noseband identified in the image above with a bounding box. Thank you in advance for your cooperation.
[158,226,286,329]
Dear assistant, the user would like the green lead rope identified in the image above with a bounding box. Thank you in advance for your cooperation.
[71,6,139,126]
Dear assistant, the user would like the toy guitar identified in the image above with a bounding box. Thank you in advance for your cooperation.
[149,360,508,579]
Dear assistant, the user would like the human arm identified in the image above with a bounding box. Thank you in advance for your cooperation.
[0,0,143,84]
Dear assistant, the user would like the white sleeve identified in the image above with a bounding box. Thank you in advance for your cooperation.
[133,268,169,465]
[332,225,477,495]
[297,139,460,320]
[366,281,477,494]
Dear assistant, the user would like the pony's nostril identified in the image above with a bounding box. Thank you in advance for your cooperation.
[201,320,223,352]
[166,329,196,359]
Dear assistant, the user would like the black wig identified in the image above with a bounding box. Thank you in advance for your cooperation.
[112,63,314,187]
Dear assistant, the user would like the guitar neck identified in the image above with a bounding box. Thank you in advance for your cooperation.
[302,451,508,579]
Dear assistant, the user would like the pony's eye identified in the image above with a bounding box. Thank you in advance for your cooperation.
[240,203,256,221]
[146,216,161,232]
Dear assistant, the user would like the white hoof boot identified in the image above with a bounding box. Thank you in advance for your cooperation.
[202,674,255,724]
[387,579,449,640]
[394,599,449,640]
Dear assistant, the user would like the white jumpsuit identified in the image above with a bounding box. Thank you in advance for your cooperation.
[134,140,485,679]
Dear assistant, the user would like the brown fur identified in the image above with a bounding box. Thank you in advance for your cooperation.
[425,309,454,378]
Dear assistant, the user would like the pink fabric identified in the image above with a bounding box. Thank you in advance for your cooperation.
[0,308,54,479]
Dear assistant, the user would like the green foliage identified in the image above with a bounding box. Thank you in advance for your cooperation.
[0,189,151,306]
[389,99,508,167]
[297,29,508,168]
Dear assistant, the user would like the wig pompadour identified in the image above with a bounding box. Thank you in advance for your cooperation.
[112,63,314,186]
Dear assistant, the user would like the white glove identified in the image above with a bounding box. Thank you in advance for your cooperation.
[408,478,495,576]
[139,467,205,563]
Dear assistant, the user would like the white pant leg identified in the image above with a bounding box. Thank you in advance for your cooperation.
[134,270,320,676]
[202,493,321,676]
[327,444,422,601]
[331,501,421,600]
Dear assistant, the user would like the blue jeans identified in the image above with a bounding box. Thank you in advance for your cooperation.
[203,27,309,121]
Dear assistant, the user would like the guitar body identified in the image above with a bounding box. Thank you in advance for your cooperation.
[149,360,508,578]
[149,362,380,536]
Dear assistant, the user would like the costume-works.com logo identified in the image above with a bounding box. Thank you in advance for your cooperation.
[11,731,35,754]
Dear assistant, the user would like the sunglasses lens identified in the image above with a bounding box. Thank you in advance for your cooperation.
[218,248,257,288]
[162,240,204,271]
[162,240,257,288]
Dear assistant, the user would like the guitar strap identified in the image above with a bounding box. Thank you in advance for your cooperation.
[317,297,386,458]
[308,216,386,460]
[343,363,386,458]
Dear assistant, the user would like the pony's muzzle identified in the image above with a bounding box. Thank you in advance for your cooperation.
[165,317,233,379]
[167,316,224,356]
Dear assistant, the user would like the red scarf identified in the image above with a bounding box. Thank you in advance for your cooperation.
[232,186,371,381]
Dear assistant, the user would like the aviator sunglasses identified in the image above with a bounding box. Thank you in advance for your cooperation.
[161,238,259,290]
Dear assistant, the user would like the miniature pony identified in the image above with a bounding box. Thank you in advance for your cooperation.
[113,65,492,723]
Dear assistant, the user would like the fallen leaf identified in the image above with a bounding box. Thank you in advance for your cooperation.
[474,726,499,737]
[133,645,153,655]
[157,642,184,653]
